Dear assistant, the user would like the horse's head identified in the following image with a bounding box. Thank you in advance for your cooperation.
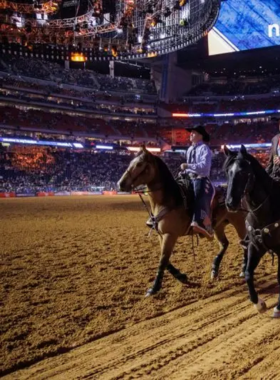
[224,145,254,212]
[117,146,157,192]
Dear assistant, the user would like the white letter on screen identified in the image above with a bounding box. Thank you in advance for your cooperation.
[268,24,280,37]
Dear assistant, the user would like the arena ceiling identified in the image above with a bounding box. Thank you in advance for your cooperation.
[0,0,221,60]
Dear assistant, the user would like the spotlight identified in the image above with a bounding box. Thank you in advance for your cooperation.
[151,18,157,27]
[138,45,147,54]
[111,46,118,57]
[151,17,162,27]
[179,19,188,27]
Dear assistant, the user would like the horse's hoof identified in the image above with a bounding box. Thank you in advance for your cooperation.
[177,274,188,284]
[239,271,245,278]
[272,307,280,318]
[145,288,158,297]
[210,270,218,280]
[254,298,267,313]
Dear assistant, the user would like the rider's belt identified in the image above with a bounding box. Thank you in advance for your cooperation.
[189,173,205,179]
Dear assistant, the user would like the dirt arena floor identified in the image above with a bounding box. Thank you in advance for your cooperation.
[1,195,280,379]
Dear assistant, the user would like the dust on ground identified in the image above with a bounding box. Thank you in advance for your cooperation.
[1,196,278,379]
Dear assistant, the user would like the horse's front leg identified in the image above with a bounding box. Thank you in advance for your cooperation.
[211,223,228,279]
[166,262,188,284]
[146,233,177,297]
[273,252,280,318]
[211,239,229,280]
[240,244,248,278]
[245,243,266,312]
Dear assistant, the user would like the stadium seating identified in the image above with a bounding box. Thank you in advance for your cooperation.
[0,145,270,194]
[0,55,157,95]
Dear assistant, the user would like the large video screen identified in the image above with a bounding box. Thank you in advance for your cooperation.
[208,0,280,55]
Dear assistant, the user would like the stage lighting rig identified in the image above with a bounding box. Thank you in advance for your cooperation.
[0,0,221,60]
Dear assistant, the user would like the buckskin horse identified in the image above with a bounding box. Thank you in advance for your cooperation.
[224,145,280,318]
[117,146,247,296]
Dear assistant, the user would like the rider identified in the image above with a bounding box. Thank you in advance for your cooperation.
[181,125,214,240]
[266,120,280,180]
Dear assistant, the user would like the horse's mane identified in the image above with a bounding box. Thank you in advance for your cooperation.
[241,151,274,191]
[224,149,274,192]
[153,155,183,207]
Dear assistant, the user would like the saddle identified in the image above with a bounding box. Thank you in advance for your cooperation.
[176,176,226,209]
[176,175,194,213]
[176,175,227,229]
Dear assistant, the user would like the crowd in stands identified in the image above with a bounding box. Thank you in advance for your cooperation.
[1,103,279,146]
[0,76,156,105]
[4,72,280,117]
[0,147,126,193]
[0,55,157,95]
[2,64,280,122]
[2,53,280,197]
[0,106,162,142]
[0,146,270,194]
[163,95,280,114]
[160,120,278,146]
[0,147,141,193]
[188,76,280,96]
[3,54,280,120]
[0,75,157,116]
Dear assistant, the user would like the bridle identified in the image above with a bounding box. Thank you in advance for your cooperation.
[125,160,163,193]
[228,158,271,214]
[124,161,148,190]
[124,159,173,236]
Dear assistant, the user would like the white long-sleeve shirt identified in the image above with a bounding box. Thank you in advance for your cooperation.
[185,142,212,177]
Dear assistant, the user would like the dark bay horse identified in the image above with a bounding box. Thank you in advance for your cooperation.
[118,147,247,296]
[224,145,280,318]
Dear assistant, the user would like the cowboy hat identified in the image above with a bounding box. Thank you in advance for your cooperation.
[185,125,210,142]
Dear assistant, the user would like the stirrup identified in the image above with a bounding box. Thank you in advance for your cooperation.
[146,217,153,227]
[192,222,214,241]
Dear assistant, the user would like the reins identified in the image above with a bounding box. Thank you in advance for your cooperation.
[228,157,277,261]
[138,192,152,218]
[135,185,167,237]
[243,171,273,214]
[133,185,163,194]
[228,159,273,216]
[237,193,271,215]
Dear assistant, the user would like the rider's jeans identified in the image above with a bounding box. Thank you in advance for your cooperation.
[192,177,214,227]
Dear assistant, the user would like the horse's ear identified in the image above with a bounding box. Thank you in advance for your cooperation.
[223,145,232,156]
[240,145,247,155]
[142,145,153,156]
